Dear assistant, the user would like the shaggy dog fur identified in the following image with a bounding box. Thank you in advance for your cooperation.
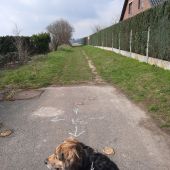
[45,138,119,170]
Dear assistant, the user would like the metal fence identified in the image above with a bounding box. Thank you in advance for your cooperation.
[88,1,170,61]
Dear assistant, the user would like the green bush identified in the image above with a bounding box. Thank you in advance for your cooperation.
[0,36,16,55]
[31,33,50,54]
[0,33,51,67]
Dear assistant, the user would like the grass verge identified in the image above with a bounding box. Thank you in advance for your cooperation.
[0,46,93,89]
[83,46,170,129]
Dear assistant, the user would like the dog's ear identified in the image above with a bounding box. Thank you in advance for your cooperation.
[58,152,65,161]
[72,149,80,159]
[66,147,80,161]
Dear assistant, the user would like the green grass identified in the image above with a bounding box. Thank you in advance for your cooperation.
[0,47,93,89]
[83,46,170,128]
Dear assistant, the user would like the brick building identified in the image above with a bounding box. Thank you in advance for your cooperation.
[120,0,166,21]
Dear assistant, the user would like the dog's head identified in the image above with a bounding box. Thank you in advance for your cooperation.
[45,138,83,170]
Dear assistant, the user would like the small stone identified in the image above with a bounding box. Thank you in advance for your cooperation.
[103,147,115,155]
[0,129,13,137]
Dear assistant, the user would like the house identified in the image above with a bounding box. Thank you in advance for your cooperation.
[120,0,166,21]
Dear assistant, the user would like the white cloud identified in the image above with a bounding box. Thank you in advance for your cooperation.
[73,19,98,38]
[0,0,124,38]
[73,0,124,38]
[17,0,36,6]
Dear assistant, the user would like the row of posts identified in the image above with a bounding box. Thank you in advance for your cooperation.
[89,27,151,62]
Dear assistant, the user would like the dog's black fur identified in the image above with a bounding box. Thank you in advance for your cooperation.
[71,142,119,170]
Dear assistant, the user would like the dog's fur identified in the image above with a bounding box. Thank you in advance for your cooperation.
[45,138,119,170]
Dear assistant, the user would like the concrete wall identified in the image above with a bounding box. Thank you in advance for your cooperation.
[95,46,170,70]
[123,0,151,21]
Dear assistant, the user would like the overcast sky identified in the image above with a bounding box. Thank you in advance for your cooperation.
[0,0,124,38]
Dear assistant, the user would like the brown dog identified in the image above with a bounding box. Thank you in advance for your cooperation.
[45,138,119,170]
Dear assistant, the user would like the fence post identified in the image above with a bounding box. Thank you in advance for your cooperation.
[97,35,98,47]
[106,32,107,47]
[146,27,150,63]
[119,32,121,53]
[102,32,104,48]
[112,32,113,51]
[130,30,132,57]
[102,32,103,48]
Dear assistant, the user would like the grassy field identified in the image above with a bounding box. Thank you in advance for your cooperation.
[83,46,170,129]
[0,47,93,89]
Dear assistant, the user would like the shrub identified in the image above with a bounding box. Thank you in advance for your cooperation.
[0,33,51,67]
[31,33,50,54]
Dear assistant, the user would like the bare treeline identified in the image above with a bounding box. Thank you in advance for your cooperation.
[92,24,103,33]
[47,19,74,51]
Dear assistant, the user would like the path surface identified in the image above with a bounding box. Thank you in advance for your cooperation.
[82,50,105,85]
[0,85,170,170]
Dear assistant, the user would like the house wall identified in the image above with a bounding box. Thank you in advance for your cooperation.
[123,0,152,20]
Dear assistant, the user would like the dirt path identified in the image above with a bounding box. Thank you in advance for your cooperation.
[82,50,106,85]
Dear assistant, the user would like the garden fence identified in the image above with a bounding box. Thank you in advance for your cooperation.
[87,1,170,61]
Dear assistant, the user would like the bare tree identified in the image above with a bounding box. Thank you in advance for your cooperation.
[92,24,103,33]
[92,16,119,35]
[13,24,29,64]
[112,16,120,25]
[47,19,74,51]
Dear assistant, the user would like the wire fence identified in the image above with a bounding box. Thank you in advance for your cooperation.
[88,1,170,61]
[89,26,170,61]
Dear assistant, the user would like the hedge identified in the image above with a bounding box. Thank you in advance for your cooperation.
[0,33,50,67]
[0,36,31,67]
[0,36,17,55]
[31,33,50,54]
[88,1,170,61]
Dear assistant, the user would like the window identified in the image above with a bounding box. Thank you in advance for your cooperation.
[128,2,132,15]
[138,0,143,9]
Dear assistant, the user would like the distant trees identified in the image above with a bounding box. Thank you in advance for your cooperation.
[47,19,74,51]
[92,16,119,34]
[92,24,103,33]
[112,16,119,25]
